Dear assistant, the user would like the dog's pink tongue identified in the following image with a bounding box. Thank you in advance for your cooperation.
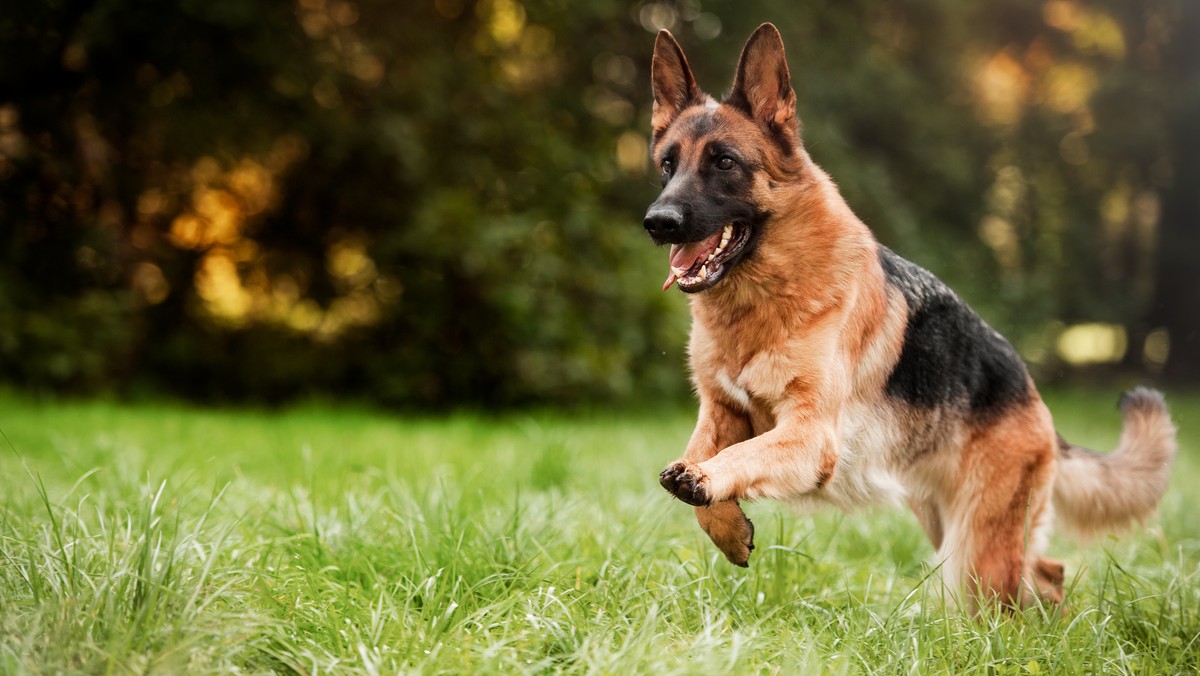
[662,236,718,291]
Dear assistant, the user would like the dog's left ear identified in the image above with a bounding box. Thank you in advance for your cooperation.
[727,23,797,134]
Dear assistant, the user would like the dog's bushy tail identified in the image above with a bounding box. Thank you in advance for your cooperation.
[1053,387,1177,538]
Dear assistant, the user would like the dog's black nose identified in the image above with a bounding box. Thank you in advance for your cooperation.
[644,206,684,239]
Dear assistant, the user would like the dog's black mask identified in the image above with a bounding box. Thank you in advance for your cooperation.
[644,129,767,293]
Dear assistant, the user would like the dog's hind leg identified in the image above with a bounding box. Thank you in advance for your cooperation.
[938,492,1051,610]
[942,407,1060,610]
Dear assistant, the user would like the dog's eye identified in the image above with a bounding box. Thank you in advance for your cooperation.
[716,156,736,171]
[661,160,674,175]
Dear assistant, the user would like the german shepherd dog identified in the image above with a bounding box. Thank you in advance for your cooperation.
[645,23,1177,608]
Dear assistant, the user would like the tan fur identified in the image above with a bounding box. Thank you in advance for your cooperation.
[651,24,1177,609]
[1053,388,1177,538]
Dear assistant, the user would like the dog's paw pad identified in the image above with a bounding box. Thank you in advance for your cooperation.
[659,462,711,506]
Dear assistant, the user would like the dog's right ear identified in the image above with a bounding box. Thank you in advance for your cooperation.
[651,30,702,138]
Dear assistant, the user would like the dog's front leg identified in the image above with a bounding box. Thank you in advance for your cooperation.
[659,397,757,566]
[661,410,839,506]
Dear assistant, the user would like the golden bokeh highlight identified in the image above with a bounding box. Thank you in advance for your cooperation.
[1056,323,1127,365]
[974,51,1028,126]
[616,131,648,175]
[1144,328,1170,367]
[156,136,395,338]
[475,0,561,90]
[131,262,170,305]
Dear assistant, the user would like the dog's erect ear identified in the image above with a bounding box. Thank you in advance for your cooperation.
[651,30,702,137]
[727,23,797,133]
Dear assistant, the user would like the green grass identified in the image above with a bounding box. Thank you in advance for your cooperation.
[0,390,1197,674]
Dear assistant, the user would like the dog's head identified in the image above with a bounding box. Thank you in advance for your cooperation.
[644,23,801,293]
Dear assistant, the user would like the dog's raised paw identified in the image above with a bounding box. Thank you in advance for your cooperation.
[727,516,754,567]
[696,501,755,567]
[659,461,711,506]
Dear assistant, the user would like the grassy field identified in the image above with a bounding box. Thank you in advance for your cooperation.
[0,389,1196,674]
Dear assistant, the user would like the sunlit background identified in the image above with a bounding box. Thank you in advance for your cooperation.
[1,0,1197,406]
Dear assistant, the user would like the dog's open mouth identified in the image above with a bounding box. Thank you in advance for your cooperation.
[662,223,750,292]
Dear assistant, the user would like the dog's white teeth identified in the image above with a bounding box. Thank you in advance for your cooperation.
[711,225,732,256]
[671,266,688,277]
[699,264,708,279]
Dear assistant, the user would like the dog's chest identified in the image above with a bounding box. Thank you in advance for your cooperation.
[709,342,799,398]
[712,369,770,434]
[712,351,793,432]
[692,300,839,408]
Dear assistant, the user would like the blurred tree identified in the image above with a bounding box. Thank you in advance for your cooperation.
[0,0,688,405]
[1149,0,1200,383]
[0,0,1195,407]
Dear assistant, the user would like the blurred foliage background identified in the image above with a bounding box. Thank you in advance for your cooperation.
[0,0,1197,407]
